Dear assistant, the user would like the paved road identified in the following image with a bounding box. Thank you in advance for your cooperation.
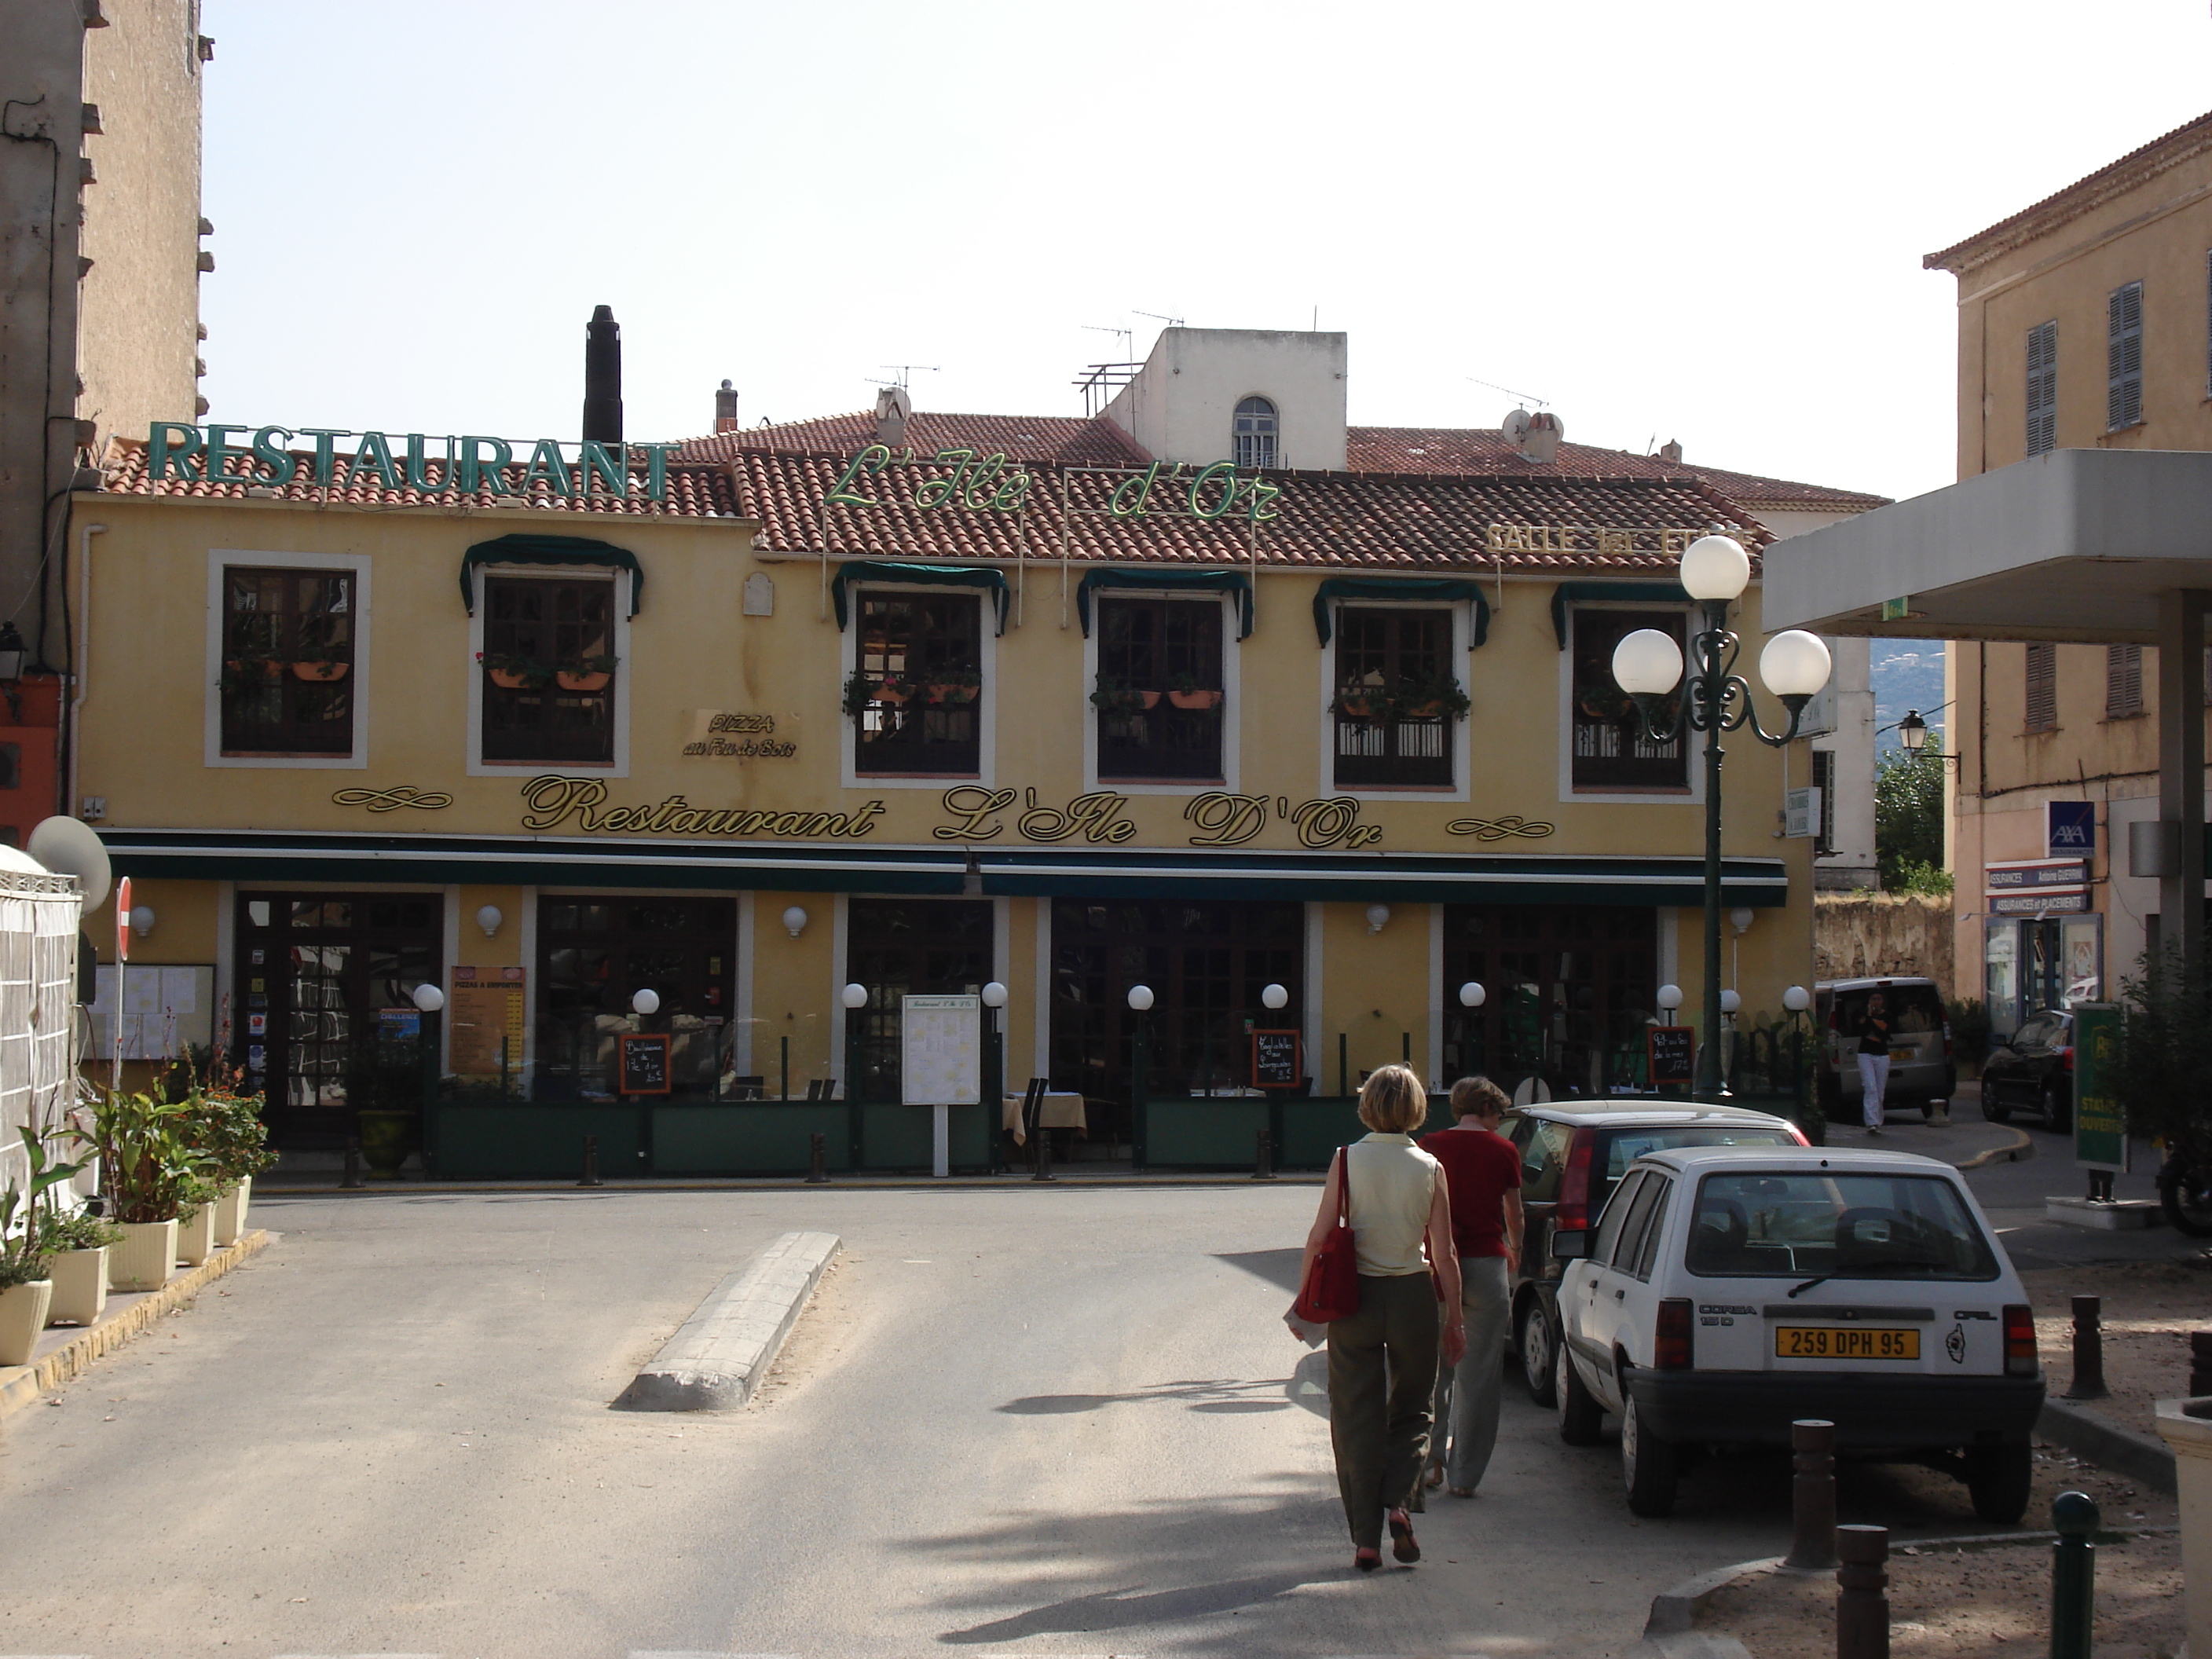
[0,1185,2135,1659]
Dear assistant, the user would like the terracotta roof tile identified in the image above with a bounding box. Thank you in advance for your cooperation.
[679,411,1151,467]
[1346,427,1886,510]
[728,447,1769,573]
[94,438,744,519]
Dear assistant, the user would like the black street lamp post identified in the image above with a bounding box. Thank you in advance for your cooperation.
[1611,534,1832,1097]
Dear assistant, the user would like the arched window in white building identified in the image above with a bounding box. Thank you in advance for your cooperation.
[1232,397,1278,469]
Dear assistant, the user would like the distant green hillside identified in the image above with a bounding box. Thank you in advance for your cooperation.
[1873,643,1944,753]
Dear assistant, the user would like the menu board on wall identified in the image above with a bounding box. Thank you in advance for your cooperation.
[900,994,980,1105]
[89,965,214,1060]
[449,981,526,1077]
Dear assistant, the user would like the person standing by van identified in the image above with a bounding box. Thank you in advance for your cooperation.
[1856,990,1891,1132]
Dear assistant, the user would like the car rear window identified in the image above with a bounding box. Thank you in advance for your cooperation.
[1685,1170,1999,1281]
[1834,983,1945,1035]
[1593,1126,1797,1210]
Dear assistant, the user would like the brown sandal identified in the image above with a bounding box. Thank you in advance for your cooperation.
[1354,1547,1382,1572]
[1387,1507,1420,1563]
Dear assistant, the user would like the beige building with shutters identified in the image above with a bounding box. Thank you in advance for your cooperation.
[1927,108,2212,1035]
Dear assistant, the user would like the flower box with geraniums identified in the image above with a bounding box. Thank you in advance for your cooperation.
[556,653,619,693]
[1166,674,1223,712]
[919,668,980,706]
[0,1129,83,1364]
[844,669,915,718]
[1331,682,1386,721]
[1391,674,1472,721]
[1090,677,1158,716]
[479,652,557,691]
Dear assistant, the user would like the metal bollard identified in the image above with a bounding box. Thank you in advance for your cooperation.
[805,1131,829,1185]
[1785,1419,1838,1570]
[2190,1331,2212,1398]
[578,1134,602,1188]
[2064,1295,2108,1399]
[1032,1125,1055,1182]
[1254,1128,1275,1181]
[1835,1524,1889,1659]
[2049,1491,2099,1659]
[340,1137,364,1190]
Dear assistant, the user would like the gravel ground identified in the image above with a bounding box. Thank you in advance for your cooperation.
[2023,1254,2212,1434]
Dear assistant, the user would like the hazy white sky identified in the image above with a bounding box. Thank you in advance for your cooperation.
[197,2,2212,506]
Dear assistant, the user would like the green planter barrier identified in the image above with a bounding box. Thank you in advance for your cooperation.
[653,1102,852,1175]
[429,1104,640,1180]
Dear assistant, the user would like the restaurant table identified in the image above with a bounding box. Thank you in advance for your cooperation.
[1002,1091,1088,1144]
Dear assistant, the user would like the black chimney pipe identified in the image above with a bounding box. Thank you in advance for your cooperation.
[583,305,623,445]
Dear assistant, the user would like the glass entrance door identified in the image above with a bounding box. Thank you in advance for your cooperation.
[234,892,443,1148]
[1441,905,1658,1098]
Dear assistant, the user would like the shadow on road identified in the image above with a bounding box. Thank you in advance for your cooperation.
[1214,1247,1304,1291]
[1000,1376,1296,1415]
[939,1567,1321,1644]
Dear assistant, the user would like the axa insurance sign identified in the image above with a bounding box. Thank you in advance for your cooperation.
[144,423,681,500]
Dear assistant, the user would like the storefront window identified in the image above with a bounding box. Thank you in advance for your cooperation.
[481,576,615,764]
[537,898,733,1099]
[853,593,982,775]
[847,899,993,1101]
[1571,609,1688,792]
[1334,607,1453,788]
[1096,597,1224,782]
[221,567,354,755]
[1443,905,1657,1097]
[1049,899,1302,1134]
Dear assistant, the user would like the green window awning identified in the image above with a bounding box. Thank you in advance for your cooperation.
[1550,580,1692,649]
[1312,577,1492,647]
[831,561,1010,635]
[461,534,645,616]
[1076,568,1254,639]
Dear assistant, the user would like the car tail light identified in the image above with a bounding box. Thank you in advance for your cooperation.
[1943,1016,1954,1061]
[1557,1133,1595,1232]
[1656,1298,1695,1370]
[2059,1046,2074,1073]
[2004,1304,2038,1376]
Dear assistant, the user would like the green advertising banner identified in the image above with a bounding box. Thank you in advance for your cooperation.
[2069,1002,2130,1174]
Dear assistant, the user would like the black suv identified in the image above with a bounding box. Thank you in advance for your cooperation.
[1979,1008,2075,1131]
[1500,1101,1806,1404]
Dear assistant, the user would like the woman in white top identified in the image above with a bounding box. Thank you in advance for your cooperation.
[1287,1064,1465,1572]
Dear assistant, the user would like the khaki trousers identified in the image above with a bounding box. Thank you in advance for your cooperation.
[1428,1254,1513,1490]
[1327,1272,1441,1549]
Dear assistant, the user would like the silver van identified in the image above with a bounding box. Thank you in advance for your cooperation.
[1812,977,1956,1122]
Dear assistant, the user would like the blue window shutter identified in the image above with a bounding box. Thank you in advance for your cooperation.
[2026,321,2057,456]
[2108,281,2143,430]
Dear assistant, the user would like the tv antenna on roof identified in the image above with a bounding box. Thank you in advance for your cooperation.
[869,364,940,390]
[1082,323,1134,359]
[1467,375,1547,409]
[1133,309,1185,328]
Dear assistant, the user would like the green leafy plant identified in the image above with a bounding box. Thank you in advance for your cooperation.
[1946,996,1990,1059]
[567,652,621,675]
[844,668,910,718]
[1090,676,1149,715]
[1888,858,1955,896]
[1331,683,1384,720]
[1,1127,86,1288]
[921,667,980,705]
[1877,732,1947,889]
[482,652,557,687]
[38,1208,122,1254]
[89,1091,206,1225]
[2104,948,2212,1156]
[1392,673,1472,720]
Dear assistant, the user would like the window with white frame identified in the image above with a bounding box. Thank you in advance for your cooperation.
[1569,608,1687,792]
[848,591,982,776]
[1232,397,1278,470]
[479,574,617,764]
[219,566,356,756]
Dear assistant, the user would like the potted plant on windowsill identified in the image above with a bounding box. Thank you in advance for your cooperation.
[844,668,913,717]
[1331,683,1385,720]
[556,653,620,693]
[1090,677,1155,715]
[216,659,284,694]
[1166,674,1223,712]
[291,657,350,683]
[921,668,981,705]
[481,651,556,690]
[1576,682,1635,722]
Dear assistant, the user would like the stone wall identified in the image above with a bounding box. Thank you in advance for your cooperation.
[1814,892,1955,994]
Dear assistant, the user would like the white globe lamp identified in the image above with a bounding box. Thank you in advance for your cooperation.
[981,981,1008,1009]
[1656,983,1684,1012]
[782,905,808,939]
[631,988,661,1016]
[1679,533,1751,602]
[411,983,445,1013]
[1459,981,1485,1009]
[1759,630,1833,699]
[1126,984,1154,1013]
[840,983,868,1011]
[1261,983,1288,1010]
[1611,628,1684,696]
[475,904,503,938]
[1782,984,1811,1013]
[1720,989,1741,1016]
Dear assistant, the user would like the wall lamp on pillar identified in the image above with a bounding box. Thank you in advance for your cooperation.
[1895,708,1961,764]
[1613,533,1831,1097]
[1364,903,1391,934]
[782,906,809,939]
[128,905,155,937]
[475,904,503,938]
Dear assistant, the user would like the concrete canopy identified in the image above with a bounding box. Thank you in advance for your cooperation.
[1763,449,2212,642]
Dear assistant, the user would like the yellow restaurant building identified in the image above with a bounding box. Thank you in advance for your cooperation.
[65,335,1826,1176]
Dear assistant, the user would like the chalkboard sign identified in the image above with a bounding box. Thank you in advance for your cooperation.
[619,1032,672,1096]
[1646,1025,1696,1089]
[1251,1030,1302,1090]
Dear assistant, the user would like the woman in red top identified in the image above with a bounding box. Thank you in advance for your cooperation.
[1417,1075,1524,1496]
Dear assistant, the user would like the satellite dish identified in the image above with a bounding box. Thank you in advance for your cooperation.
[1522,411,1566,465]
[1500,407,1533,447]
[27,816,110,910]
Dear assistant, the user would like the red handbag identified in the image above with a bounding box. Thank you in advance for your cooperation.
[1293,1148,1361,1324]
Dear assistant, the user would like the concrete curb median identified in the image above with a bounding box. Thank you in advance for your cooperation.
[0,1228,271,1423]
[614,1229,840,1412]
[2038,1396,2179,1492]
[1958,1126,2035,1169]
[1644,1555,1782,1638]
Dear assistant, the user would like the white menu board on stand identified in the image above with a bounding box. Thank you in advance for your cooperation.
[899,994,980,1105]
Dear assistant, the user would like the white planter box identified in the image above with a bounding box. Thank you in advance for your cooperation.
[212,1177,251,1246]
[2156,1399,2212,1659]
[47,1246,108,1326]
[109,1220,176,1291]
[0,1279,53,1365]
[174,1206,215,1268]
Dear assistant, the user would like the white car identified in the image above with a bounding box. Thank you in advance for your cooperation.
[1551,1145,2043,1521]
